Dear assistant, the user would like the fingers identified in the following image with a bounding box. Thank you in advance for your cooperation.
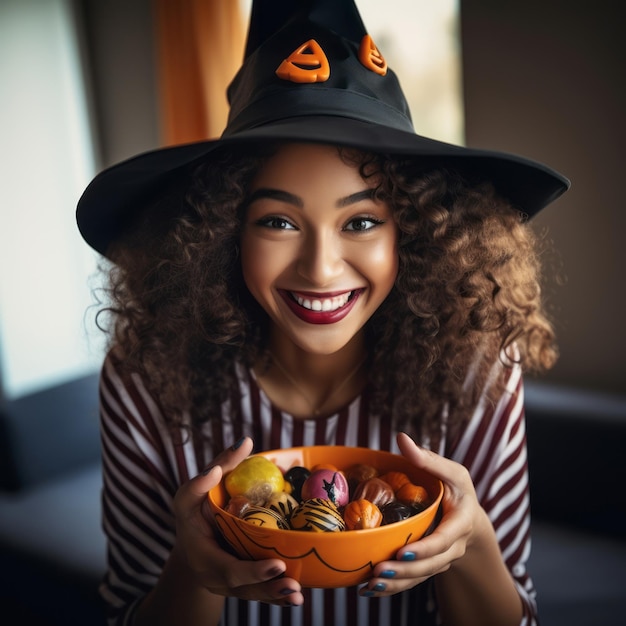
[201,436,255,477]
[207,554,303,607]
[396,432,472,489]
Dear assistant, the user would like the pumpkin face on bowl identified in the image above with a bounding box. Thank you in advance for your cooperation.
[207,445,443,588]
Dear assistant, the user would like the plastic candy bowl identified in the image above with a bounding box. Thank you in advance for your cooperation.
[207,445,444,588]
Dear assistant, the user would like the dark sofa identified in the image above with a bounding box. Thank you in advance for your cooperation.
[1,373,625,626]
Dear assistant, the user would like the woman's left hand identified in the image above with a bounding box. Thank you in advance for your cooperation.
[359,432,485,597]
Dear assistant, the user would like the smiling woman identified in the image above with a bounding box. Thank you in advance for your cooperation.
[76,1,568,625]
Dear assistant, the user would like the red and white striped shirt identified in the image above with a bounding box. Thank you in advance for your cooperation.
[98,354,538,626]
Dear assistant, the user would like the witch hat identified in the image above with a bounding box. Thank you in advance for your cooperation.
[77,0,569,257]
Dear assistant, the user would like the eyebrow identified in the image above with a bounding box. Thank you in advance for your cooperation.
[247,187,376,209]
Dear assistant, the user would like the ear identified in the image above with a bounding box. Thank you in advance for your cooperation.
[276,39,330,83]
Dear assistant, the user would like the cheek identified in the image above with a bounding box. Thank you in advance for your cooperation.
[367,237,399,292]
[240,237,289,298]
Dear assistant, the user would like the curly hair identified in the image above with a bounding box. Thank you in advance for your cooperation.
[100,142,557,439]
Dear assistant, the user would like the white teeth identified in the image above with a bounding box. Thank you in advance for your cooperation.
[293,292,352,312]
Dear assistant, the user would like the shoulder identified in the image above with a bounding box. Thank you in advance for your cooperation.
[99,349,168,434]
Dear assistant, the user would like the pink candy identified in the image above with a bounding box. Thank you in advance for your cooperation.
[300,469,349,507]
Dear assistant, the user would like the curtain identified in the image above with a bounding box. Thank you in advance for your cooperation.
[154,0,246,145]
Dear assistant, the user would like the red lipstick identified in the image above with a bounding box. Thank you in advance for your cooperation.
[279,289,362,325]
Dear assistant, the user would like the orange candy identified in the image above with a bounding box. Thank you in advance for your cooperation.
[379,471,411,494]
[343,499,383,530]
[396,482,429,507]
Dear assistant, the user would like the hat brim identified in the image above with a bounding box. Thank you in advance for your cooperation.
[76,115,570,257]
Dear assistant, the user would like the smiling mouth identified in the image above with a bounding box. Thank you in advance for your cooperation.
[279,289,362,324]
[291,291,353,312]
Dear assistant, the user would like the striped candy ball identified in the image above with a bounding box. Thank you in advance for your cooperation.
[289,498,346,532]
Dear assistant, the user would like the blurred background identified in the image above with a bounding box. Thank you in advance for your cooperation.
[0,1,624,625]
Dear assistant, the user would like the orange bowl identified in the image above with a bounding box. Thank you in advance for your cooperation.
[207,445,443,588]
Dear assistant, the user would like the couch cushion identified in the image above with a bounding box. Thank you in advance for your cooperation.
[0,373,100,490]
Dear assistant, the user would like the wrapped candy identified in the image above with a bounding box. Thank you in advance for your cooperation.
[352,477,395,508]
[290,498,346,532]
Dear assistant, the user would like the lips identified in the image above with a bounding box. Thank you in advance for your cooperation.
[279,289,363,324]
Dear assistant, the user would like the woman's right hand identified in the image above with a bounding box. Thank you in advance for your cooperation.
[171,437,304,607]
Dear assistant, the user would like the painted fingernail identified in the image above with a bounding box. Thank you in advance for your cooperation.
[231,437,246,451]
[373,582,386,592]
[280,588,294,595]
[400,551,416,561]
[362,590,375,597]
[380,570,396,578]
[266,566,284,578]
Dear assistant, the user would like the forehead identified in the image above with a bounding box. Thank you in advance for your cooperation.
[250,143,372,193]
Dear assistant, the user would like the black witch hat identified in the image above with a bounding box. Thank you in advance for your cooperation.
[77,0,569,257]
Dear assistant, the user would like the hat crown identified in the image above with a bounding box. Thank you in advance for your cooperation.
[223,0,414,137]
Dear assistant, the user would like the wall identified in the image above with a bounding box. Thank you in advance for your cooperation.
[460,0,625,395]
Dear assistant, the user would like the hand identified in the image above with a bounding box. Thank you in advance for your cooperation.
[171,437,304,607]
[359,432,487,598]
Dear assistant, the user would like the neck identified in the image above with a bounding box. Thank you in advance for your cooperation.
[255,334,369,418]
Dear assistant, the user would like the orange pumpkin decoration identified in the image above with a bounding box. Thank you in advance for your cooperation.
[379,471,411,494]
[358,34,387,76]
[396,482,429,508]
[343,499,383,530]
[275,39,330,83]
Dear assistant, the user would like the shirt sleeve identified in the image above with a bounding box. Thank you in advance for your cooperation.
[448,361,538,625]
[97,354,182,626]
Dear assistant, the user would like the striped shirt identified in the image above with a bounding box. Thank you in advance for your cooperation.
[98,354,538,626]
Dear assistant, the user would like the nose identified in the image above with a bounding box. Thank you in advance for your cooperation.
[296,230,344,286]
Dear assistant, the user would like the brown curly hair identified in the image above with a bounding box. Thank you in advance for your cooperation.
[100,142,557,439]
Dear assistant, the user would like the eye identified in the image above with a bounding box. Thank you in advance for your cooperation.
[256,216,297,230]
[344,216,384,232]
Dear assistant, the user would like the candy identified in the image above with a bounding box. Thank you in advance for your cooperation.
[380,501,417,525]
[343,499,383,530]
[283,466,311,502]
[301,469,349,507]
[242,505,290,529]
[221,455,431,533]
[225,456,285,504]
[345,463,378,494]
[352,477,395,508]
[396,482,429,508]
[290,498,346,532]
[225,494,253,518]
[378,471,411,494]
[266,492,299,520]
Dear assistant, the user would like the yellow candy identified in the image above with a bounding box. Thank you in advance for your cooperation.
[225,456,285,502]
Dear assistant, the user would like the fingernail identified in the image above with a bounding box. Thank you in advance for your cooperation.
[400,551,416,561]
[266,566,284,578]
[231,436,246,451]
[201,464,215,476]
[362,590,375,597]
[380,570,396,578]
[280,588,294,595]
[373,582,386,592]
